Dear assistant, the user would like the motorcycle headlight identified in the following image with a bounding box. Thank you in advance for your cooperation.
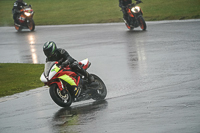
[24,12,31,16]
[131,6,140,13]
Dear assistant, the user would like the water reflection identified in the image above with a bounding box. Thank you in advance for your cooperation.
[136,40,146,61]
[125,31,147,74]
[28,34,38,64]
[52,100,108,133]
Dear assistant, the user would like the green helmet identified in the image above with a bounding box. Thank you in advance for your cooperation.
[43,41,57,57]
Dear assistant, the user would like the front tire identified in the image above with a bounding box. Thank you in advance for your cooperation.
[28,19,35,31]
[91,74,107,100]
[49,84,72,107]
[138,16,146,31]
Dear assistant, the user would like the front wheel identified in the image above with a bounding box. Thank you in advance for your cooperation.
[49,84,72,107]
[138,16,147,31]
[28,19,35,31]
[91,74,107,100]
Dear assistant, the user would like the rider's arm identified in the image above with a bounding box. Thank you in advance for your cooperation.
[12,2,27,14]
[119,0,123,8]
[12,2,21,14]
[22,2,28,6]
[59,49,76,65]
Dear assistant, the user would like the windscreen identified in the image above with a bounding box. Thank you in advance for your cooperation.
[44,61,56,77]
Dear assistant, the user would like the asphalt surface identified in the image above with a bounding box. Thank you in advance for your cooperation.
[0,20,200,133]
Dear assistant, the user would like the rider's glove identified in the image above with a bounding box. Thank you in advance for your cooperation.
[61,61,69,68]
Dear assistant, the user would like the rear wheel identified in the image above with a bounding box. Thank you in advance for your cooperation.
[28,19,35,31]
[138,16,146,31]
[49,84,72,107]
[91,74,107,100]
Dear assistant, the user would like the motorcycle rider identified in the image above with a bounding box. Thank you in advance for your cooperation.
[12,0,28,25]
[119,0,133,26]
[43,41,95,85]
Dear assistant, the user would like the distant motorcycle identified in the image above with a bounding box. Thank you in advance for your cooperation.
[40,58,107,107]
[14,5,35,31]
[121,0,146,30]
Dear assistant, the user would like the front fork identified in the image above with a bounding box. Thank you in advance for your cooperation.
[130,14,142,27]
[52,79,67,95]
[54,79,79,97]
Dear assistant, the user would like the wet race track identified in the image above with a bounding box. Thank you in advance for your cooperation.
[0,20,200,133]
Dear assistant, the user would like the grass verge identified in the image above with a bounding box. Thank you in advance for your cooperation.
[0,63,44,97]
[0,0,200,26]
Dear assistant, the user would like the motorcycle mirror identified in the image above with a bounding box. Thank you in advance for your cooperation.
[29,4,32,7]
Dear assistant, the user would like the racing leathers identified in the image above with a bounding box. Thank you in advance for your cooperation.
[46,48,94,84]
[12,1,27,24]
[119,0,132,25]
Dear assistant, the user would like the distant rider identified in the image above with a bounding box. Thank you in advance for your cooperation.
[12,0,28,25]
[119,0,132,25]
[43,41,95,84]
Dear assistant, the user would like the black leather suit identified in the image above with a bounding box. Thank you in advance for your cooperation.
[12,1,27,24]
[46,48,89,78]
[119,0,132,23]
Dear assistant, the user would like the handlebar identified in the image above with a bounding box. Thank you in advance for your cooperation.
[55,58,63,66]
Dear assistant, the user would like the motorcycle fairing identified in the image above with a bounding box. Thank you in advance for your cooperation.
[19,14,26,23]
[40,72,47,82]
[50,72,78,92]
[126,8,134,17]
[55,59,89,86]
[41,59,90,90]
[48,68,78,89]
[48,64,60,80]
[58,75,77,86]
[24,8,33,12]
[40,62,59,82]
[80,58,89,69]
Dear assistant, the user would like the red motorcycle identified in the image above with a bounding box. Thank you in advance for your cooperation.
[122,0,146,30]
[14,5,35,31]
[40,58,107,107]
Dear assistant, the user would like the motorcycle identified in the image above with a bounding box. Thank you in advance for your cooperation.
[14,5,35,32]
[40,58,107,107]
[121,0,146,30]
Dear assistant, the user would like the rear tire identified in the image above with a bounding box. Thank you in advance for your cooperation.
[91,74,107,100]
[49,84,72,107]
[138,16,146,31]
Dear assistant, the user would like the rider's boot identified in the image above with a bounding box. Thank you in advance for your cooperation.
[87,73,95,84]
[77,66,95,84]
[83,69,95,84]
[78,68,99,90]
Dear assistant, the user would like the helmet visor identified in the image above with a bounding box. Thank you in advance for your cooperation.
[44,48,54,57]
